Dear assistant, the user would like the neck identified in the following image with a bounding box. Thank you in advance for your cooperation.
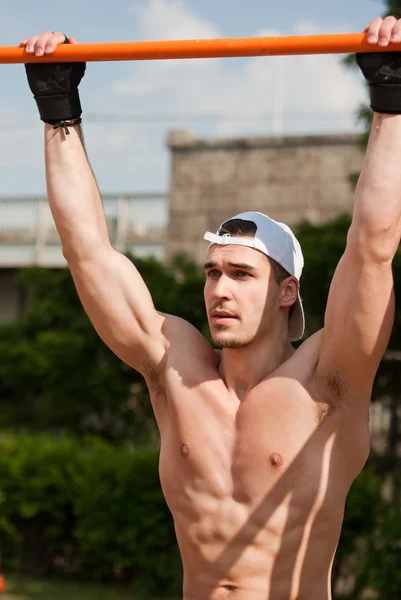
[218,330,295,401]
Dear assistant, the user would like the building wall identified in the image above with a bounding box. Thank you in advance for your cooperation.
[166,131,364,263]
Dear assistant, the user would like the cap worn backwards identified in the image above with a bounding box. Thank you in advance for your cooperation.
[203,211,305,341]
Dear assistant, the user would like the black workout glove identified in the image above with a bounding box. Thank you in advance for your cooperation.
[25,35,86,133]
[356,51,401,114]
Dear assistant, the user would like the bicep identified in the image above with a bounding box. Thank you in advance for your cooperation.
[316,243,395,395]
[68,247,167,373]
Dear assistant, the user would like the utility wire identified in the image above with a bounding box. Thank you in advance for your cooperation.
[0,111,357,130]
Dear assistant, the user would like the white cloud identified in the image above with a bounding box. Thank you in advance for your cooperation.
[133,0,219,40]
[113,2,365,139]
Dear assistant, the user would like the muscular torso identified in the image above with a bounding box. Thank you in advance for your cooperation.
[145,323,371,600]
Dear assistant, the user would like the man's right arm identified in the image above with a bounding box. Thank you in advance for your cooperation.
[45,123,167,375]
[22,30,168,376]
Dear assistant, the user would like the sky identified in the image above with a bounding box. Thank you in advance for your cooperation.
[0,0,385,196]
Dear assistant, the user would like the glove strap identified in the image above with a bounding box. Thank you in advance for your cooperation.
[34,90,82,123]
[52,117,82,135]
[370,84,401,114]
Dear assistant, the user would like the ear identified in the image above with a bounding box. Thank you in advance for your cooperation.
[280,277,299,308]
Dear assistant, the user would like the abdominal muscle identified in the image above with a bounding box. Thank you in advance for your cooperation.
[171,492,335,600]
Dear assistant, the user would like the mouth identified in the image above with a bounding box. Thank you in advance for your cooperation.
[211,312,239,325]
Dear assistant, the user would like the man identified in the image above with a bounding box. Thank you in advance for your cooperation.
[21,16,401,600]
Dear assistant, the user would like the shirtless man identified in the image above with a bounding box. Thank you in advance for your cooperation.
[21,16,401,600]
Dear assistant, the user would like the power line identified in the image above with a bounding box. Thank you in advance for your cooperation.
[86,111,352,122]
[0,111,358,130]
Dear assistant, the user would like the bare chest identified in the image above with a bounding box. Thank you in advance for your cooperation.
[158,375,334,509]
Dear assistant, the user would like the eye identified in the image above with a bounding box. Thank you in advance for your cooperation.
[235,271,250,279]
[206,269,220,278]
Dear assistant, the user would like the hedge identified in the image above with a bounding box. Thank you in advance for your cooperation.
[0,433,182,597]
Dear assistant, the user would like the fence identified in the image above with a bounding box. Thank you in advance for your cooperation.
[0,193,167,267]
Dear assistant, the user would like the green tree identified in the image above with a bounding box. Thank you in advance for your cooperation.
[0,254,206,444]
[385,0,401,17]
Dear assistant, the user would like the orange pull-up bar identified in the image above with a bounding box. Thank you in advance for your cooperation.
[0,32,398,64]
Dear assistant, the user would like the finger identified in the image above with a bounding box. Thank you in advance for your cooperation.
[390,18,401,43]
[25,35,40,54]
[32,30,55,56]
[68,36,78,44]
[44,31,68,54]
[365,17,385,43]
[34,30,63,56]
[19,39,28,47]
[378,15,398,46]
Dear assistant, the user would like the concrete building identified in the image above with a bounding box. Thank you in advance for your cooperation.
[167,131,363,262]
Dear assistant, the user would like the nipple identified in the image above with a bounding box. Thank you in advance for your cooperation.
[270,452,283,468]
[180,443,190,458]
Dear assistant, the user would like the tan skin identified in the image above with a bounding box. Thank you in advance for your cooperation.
[21,17,401,599]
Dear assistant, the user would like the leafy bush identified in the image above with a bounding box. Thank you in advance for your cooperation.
[363,492,401,599]
[333,467,383,594]
[0,434,181,597]
[0,254,206,443]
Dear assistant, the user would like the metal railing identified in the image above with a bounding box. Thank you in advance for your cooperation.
[0,193,168,267]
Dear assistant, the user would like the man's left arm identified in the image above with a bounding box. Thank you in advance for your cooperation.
[316,17,401,400]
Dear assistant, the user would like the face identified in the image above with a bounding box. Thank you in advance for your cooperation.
[204,243,285,349]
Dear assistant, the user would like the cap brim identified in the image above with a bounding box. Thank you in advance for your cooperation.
[289,293,305,342]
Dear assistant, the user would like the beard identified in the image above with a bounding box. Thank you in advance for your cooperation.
[211,324,251,349]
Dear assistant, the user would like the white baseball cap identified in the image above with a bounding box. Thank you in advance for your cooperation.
[204,211,305,341]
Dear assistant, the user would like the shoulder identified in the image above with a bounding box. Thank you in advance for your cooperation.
[142,314,217,418]
[158,312,218,371]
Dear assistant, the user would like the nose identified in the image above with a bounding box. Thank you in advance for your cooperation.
[213,274,233,301]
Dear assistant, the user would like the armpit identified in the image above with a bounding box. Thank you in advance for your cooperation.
[143,361,167,402]
[322,364,350,404]
[327,368,348,398]
[314,366,349,423]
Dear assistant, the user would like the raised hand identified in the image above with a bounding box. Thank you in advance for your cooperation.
[364,16,401,46]
[20,30,78,56]
[21,30,85,130]
[357,17,401,114]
